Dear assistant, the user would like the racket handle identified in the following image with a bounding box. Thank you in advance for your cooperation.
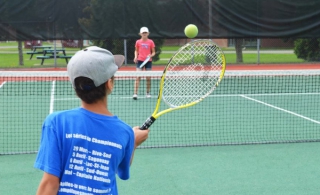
[139,116,156,130]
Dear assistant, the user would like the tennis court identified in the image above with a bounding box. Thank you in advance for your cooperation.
[1,70,319,155]
[2,1,320,194]
[1,141,320,195]
[1,69,320,194]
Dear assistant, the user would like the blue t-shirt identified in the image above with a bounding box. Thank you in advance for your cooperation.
[34,108,134,195]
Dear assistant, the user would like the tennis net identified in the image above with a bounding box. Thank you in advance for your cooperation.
[0,70,319,154]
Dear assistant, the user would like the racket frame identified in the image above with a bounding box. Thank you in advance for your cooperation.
[140,40,226,130]
[139,56,151,68]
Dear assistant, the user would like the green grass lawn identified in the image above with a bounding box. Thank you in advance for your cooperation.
[224,53,305,64]
[0,41,79,68]
[156,53,305,65]
[0,41,19,47]
[0,41,307,68]
[0,53,73,68]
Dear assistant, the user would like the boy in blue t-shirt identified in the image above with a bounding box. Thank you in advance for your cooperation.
[34,46,149,195]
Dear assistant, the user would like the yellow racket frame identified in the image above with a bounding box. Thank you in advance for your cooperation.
[139,41,226,130]
[153,55,226,119]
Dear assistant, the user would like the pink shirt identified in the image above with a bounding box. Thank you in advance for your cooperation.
[135,39,155,61]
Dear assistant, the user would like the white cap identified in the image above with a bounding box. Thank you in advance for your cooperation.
[140,27,149,33]
[67,46,125,88]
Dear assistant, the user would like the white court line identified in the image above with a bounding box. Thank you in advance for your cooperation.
[49,81,56,114]
[240,95,320,125]
[55,98,78,101]
[241,92,320,96]
[115,92,320,99]
[0,81,7,88]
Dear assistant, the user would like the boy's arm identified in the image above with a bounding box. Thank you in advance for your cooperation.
[36,172,60,195]
[130,126,149,165]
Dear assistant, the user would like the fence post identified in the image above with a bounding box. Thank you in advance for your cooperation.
[257,38,260,64]
[124,39,127,65]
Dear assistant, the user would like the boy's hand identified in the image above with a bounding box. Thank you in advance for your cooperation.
[132,126,149,148]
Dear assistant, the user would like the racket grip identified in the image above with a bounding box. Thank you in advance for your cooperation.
[139,116,156,130]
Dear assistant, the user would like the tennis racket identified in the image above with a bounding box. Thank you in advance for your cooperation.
[140,39,226,130]
[139,56,151,68]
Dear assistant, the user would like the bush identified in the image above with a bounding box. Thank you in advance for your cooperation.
[294,38,320,61]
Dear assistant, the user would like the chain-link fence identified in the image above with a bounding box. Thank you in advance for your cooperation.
[0,38,319,68]
[165,38,320,65]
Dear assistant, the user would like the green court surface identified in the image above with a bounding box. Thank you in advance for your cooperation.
[1,142,320,195]
[0,70,319,194]
[1,71,320,154]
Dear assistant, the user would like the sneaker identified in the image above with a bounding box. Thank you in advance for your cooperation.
[146,93,151,98]
[133,94,138,100]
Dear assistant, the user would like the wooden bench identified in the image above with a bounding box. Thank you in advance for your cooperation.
[26,51,43,60]
[36,55,73,65]
[59,55,73,63]
[45,50,60,54]
[36,56,51,65]
[26,46,52,60]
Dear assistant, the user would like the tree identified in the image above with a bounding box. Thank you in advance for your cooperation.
[235,39,243,63]
[18,41,24,66]
[294,38,320,61]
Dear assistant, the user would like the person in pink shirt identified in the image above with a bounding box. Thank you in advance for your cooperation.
[133,27,156,100]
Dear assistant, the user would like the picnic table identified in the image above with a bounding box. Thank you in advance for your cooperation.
[26,46,52,60]
[36,48,73,65]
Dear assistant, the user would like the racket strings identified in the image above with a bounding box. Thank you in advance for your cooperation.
[162,40,224,107]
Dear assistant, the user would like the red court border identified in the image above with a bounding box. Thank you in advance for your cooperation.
[1,63,319,71]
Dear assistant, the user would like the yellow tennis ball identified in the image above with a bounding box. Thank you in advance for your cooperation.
[184,24,198,38]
